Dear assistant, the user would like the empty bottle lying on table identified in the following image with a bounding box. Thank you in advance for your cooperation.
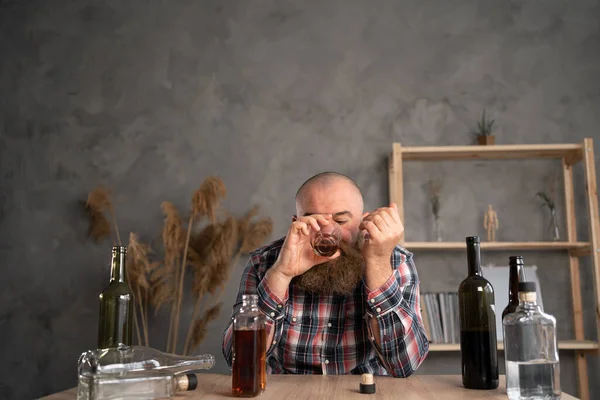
[77,344,215,400]
[503,282,561,400]
[78,370,198,400]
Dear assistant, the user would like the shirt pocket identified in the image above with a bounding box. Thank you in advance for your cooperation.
[279,306,315,370]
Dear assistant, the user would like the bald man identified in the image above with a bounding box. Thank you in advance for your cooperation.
[222,172,429,377]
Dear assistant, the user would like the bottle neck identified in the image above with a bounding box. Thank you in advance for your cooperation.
[467,241,482,276]
[518,292,537,307]
[508,261,525,303]
[110,247,127,283]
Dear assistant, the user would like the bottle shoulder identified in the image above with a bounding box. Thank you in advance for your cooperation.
[459,276,495,291]
[101,282,134,296]
[503,308,556,326]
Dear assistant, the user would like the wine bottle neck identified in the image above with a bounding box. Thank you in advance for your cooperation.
[467,242,482,276]
[110,247,127,283]
[508,261,524,303]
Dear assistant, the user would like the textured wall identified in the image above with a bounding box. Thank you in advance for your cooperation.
[1,0,600,398]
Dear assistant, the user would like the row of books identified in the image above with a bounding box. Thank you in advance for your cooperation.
[421,292,460,344]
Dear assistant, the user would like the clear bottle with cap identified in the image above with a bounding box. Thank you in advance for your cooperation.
[77,344,215,376]
[76,370,198,400]
[503,282,561,400]
[232,294,267,397]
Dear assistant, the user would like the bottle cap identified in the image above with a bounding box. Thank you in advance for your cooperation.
[466,236,480,244]
[518,282,536,293]
[176,374,198,391]
[509,256,524,264]
[359,373,376,394]
[186,374,198,391]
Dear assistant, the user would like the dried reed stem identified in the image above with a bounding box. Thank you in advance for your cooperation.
[173,178,226,354]
[160,201,183,353]
[171,216,194,354]
[136,286,149,346]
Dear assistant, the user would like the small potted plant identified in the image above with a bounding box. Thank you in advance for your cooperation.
[471,109,495,145]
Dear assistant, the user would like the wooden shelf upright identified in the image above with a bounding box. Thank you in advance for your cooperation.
[388,139,600,400]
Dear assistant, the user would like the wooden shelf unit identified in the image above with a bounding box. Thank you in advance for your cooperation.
[388,139,600,400]
[405,241,590,252]
[429,340,599,352]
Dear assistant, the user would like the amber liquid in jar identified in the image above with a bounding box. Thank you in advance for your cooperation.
[232,328,266,397]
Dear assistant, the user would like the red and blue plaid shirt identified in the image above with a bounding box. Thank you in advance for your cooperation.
[222,237,429,377]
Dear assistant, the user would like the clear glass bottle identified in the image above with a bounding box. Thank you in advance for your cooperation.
[232,294,267,397]
[503,282,561,400]
[77,344,215,376]
[76,370,198,400]
[98,246,134,348]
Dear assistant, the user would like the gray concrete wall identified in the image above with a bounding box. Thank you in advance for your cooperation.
[1,0,599,398]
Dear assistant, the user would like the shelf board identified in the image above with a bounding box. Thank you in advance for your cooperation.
[405,241,590,252]
[429,340,599,352]
[399,143,583,162]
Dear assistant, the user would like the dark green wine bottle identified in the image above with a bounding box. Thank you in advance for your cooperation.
[458,236,499,390]
[97,246,134,348]
[502,256,526,320]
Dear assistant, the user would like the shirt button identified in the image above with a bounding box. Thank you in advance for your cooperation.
[277,304,282,308]
[327,323,332,328]
[272,340,276,345]
[292,317,297,322]
[270,312,275,317]
[376,307,382,313]
[324,360,330,365]
[370,299,375,303]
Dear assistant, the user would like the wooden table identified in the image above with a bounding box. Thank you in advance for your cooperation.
[40,373,578,399]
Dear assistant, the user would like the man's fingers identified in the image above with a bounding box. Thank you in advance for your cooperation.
[297,214,332,231]
[362,220,383,242]
[372,215,388,232]
[293,221,310,236]
[378,211,395,227]
[388,203,401,223]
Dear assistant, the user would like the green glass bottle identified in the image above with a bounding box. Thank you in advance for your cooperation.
[97,246,134,348]
[458,236,499,390]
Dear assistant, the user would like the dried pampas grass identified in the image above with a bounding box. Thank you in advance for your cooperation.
[192,176,227,223]
[85,185,121,245]
[83,176,273,355]
[188,303,222,352]
[127,232,155,347]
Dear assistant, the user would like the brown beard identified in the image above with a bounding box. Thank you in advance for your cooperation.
[293,233,365,296]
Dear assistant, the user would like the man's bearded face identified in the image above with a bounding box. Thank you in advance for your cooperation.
[293,231,365,296]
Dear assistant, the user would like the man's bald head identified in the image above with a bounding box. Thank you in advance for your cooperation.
[295,172,364,218]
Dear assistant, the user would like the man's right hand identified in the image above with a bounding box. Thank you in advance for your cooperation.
[265,214,341,297]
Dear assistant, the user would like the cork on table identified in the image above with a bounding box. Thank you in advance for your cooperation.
[39,373,579,400]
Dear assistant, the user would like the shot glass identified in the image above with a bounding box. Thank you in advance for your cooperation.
[311,221,342,257]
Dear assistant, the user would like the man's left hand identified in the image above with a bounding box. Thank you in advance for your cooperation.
[360,203,404,264]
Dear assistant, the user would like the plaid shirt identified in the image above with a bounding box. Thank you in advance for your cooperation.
[222,237,429,377]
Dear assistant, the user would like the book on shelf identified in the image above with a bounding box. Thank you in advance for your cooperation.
[419,265,544,344]
[420,292,460,344]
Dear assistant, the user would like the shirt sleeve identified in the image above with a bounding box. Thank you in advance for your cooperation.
[364,247,430,377]
[221,252,289,367]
